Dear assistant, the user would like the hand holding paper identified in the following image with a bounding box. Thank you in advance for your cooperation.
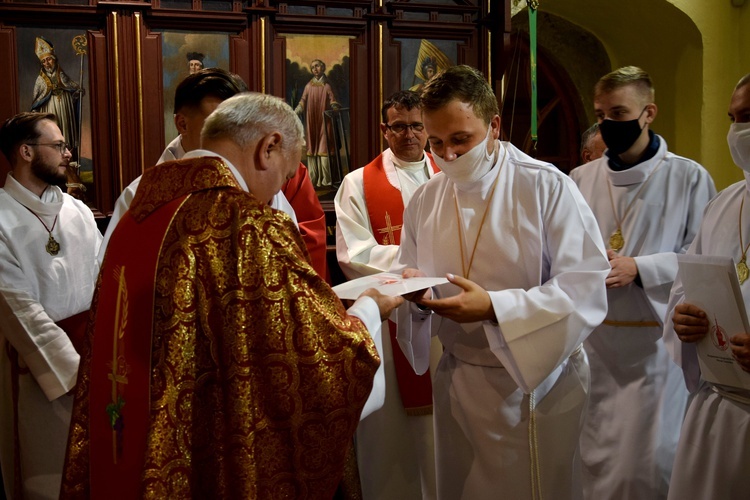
[676,254,750,389]
[400,268,432,303]
[672,303,709,343]
[730,333,750,373]
[420,273,496,323]
[358,288,404,322]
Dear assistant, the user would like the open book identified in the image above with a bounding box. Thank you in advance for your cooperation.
[332,272,448,301]
[677,254,750,390]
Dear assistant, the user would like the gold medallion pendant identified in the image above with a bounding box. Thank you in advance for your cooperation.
[46,234,60,256]
[609,228,624,252]
[738,259,749,285]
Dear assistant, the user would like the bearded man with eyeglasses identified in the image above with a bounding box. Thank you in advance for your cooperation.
[334,89,440,500]
[0,112,101,499]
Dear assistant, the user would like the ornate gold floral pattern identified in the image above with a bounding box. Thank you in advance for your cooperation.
[61,158,380,498]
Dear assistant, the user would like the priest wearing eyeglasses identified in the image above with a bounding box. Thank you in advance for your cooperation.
[0,112,101,499]
[334,90,440,499]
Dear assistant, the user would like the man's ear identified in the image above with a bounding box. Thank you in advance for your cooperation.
[644,103,658,124]
[256,131,284,171]
[174,113,188,135]
[18,144,33,162]
[582,149,592,164]
[490,114,501,140]
[379,122,388,138]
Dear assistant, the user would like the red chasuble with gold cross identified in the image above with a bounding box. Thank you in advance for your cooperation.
[61,157,380,499]
[362,153,435,416]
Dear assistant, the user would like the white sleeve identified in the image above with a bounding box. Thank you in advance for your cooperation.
[393,301,433,375]
[271,191,299,227]
[388,191,436,376]
[635,166,716,322]
[98,176,141,265]
[663,271,702,393]
[483,177,610,393]
[334,172,399,280]
[0,239,79,401]
[663,223,706,393]
[346,295,385,420]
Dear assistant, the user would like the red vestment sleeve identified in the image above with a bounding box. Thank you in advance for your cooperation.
[282,162,328,280]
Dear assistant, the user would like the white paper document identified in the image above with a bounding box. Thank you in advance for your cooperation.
[677,254,750,390]
[332,272,448,300]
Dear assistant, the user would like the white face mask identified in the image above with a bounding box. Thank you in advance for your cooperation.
[433,125,495,186]
[728,122,750,172]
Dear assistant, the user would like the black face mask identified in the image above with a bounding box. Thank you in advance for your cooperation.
[599,107,647,155]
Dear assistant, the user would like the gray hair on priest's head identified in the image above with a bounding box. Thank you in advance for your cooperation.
[736,73,750,91]
[201,92,305,157]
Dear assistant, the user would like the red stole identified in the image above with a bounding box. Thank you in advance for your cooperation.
[362,153,434,415]
[87,194,187,499]
[282,162,328,281]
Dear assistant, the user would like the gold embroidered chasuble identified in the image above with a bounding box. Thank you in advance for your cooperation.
[61,157,380,499]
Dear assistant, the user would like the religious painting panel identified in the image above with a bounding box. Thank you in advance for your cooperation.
[158,31,231,144]
[16,26,94,207]
[282,33,354,200]
[397,37,458,92]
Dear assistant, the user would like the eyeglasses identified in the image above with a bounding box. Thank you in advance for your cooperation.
[27,142,71,154]
[385,122,425,134]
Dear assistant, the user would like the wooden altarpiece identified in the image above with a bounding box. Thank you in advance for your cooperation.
[0,0,511,263]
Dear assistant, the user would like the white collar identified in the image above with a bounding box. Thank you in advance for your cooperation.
[2,172,63,217]
[606,134,668,186]
[171,135,186,159]
[382,148,437,191]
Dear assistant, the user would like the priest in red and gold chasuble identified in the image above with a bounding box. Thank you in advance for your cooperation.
[61,93,397,499]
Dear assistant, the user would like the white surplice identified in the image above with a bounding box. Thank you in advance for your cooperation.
[392,141,610,500]
[570,135,716,500]
[335,148,441,500]
[663,173,750,500]
[98,142,298,264]
[0,173,101,499]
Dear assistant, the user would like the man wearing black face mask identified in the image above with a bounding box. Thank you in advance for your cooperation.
[571,66,717,500]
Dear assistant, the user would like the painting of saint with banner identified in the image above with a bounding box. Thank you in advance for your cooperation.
[407,39,454,92]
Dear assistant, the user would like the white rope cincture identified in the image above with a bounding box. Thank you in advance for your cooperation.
[528,389,543,500]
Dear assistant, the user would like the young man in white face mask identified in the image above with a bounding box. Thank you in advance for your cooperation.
[390,64,610,500]
[663,73,750,499]
[570,66,717,500]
